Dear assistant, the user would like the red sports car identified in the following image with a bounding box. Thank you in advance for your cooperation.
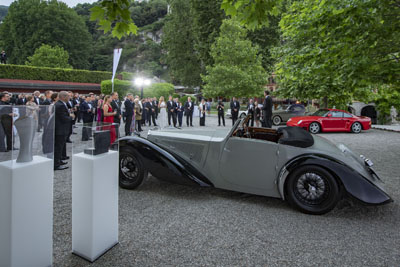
[287,109,371,134]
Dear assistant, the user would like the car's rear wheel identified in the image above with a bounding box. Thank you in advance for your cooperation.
[119,146,145,189]
[308,122,320,134]
[272,116,282,126]
[285,165,340,215]
[351,122,362,133]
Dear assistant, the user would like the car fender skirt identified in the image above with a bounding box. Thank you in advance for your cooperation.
[279,155,392,205]
[119,137,213,187]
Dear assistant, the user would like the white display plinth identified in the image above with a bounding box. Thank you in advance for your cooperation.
[0,156,53,267]
[72,150,119,262]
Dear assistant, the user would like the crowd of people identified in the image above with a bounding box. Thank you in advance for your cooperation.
[0,89,274,171]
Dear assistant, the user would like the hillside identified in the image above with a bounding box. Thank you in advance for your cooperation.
[0,5,8,22]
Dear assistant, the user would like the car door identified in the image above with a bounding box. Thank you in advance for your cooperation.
[322,111,345,130]
[219,137,278,196]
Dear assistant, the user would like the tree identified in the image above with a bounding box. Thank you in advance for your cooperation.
[221,0,283,29]
[220,0,400,108]
[25,44,72,68]
[202,19,267,98]
[246,15,281,73]
[162,0,202,87]
[0,0,92,69]
[142,82,175,98]
[273,0,400,107]
[190,0,226,72]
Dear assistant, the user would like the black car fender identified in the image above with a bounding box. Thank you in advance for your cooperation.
[277,154,392,205]
[119,136,213,187]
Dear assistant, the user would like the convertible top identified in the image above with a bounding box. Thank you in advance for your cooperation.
[277,126,314,148]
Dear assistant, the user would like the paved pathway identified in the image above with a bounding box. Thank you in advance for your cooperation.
[372,124,400,132]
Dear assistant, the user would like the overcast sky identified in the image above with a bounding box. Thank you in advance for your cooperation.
[1,0,98,7]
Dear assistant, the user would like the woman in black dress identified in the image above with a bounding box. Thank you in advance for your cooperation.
[199,99,206,126]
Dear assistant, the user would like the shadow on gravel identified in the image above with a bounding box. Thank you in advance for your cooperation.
[120,175,397,219]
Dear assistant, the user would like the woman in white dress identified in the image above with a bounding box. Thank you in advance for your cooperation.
[158,96,167,129]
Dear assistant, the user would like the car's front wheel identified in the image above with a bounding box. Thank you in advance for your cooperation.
[351,122,362,133]
[119,146,145,189]
[272,116,282,126]
[285,165,340,215]
[308,122,321,134]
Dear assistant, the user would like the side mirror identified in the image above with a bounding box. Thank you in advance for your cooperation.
[327,113,332,117]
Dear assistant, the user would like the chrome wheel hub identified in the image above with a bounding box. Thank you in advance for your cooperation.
[296,172,327,203]
[120,156,138,180]
[310,123,319,133]
[352,123,361,132]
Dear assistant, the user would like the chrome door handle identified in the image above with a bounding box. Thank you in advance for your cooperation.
[224,147,231,152]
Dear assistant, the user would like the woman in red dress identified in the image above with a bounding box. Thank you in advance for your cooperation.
[102,95,117,145]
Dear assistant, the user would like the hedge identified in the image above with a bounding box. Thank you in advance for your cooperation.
[0,64,112,84]
[101,79,139,99]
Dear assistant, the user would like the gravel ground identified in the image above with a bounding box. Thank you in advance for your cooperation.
[53,115,400,267]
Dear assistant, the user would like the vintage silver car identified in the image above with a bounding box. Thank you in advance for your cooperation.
[272,104,306,126]
[118,116,392,215]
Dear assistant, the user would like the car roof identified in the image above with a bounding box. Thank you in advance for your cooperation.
[321,108,350,113]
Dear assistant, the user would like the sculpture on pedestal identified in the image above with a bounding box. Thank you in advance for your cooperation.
[14,106,38,163]
[390,106,398,125]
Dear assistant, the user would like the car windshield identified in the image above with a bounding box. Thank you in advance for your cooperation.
[312,109,330,117]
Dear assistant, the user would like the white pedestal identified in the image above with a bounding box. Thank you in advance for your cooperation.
[72,151,119,262]
[0,156,53,267]
[193,106,199,117]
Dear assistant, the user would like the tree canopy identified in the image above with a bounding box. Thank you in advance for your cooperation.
[162,0,202,87]
[202,19,267,98]
[0,0,92,69]
[273,0,400,107]
[25,44,72,69]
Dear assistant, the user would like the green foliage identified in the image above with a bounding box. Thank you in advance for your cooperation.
[0,64,111,83]
[246,15,281,73]
[190,0,225,71]
[90,0,138,40]
[273,0,400,107]
[202,19,267,98]
[75,1,168,76]
[0,0,92,69]
[101,79,136,97]
[130,0,168,27]
[179,95,190,104]
[26,44,72,69]
[374,85,400,119]
[221,0,283,29]
[162,0,202,87]
[142,83,175,99]
[120,72,135,80]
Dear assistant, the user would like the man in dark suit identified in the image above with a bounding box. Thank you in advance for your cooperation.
[247,99,255,127]
[124,94,134,136]
[262,90,273,128]
[110,92,121,137]
[0,93,13,152]
[230,97,240,126]
[153,97,159,119]
[146,99,157,126]
[167,95,177,127]
[184,97,194,127]
[54,91,74,170]
[80,95,94,141]
[217,99,225,126]
[176,101,184,127]
[16,94,26,105]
